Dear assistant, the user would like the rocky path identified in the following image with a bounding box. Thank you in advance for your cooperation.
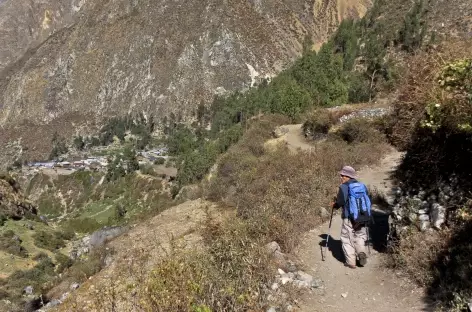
[271,123,430,311]
[292,145,431,312]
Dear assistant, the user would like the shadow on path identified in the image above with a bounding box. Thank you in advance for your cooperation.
[319,234,344,263]
[318,209,392,264]
[369,210,391,253]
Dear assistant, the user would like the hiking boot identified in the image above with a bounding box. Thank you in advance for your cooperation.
[344,263,357,269]
[358,252,367,267]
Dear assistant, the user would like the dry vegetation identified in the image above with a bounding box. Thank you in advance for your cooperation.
[53,113,389,312]
[387,39,472,310]
[388,40,472,150]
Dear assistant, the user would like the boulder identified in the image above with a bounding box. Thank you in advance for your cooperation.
[70,236,91,260]
[175,184,202,201]
[273,126,289,138]
[419,221,431,232]
[266,241,281,254]
[409,197,423,211]
[295,271,314,284]
[12,235,21,243]
[60,292,70,302]
[417,190,426,200]
[44,299,61,309]
[418,214,430,222]
[40,215,48,224]
[279,273,293,285]
[311,278,323,288]
[408,213,418,223]
[285,261,297,273]
[24,286,34,295]
[294,280,311,288]
[70,283,80,291]
[89,226,128,248]
[430,203,446,229]
[319,207,331,220]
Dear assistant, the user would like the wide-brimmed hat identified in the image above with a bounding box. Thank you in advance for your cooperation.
[339,166,357,179]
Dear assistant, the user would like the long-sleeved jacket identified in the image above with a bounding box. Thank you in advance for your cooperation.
[333,178,358,219]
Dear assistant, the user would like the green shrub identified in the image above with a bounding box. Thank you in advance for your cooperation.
[49,132,68,160]
[0,288,9,300]
[334,118,385,144]
[107,204,127,225]
[32,252,49,261]
[303,109,337,139]
[37,193,63,217]
[167,125,200,156]
[398,0,428,52]
[55,252,74,274]
[73,136,85,151]
[68,248,110,282]
[154,157,166,165]
[0,214,6,226]
[0,230,28,258]
[57,228,76,241]
[105,147,139,182]
[348,72,372,103]
[33,231,66,251]
[139,164,156,176]
[63,218,102,234]
[6,256,55,297]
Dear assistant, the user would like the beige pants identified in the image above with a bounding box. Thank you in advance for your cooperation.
[340,218,367,266]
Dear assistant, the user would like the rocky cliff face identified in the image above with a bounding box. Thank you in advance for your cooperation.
[0,174,37,219]
[0,0,371,160]
[0,0,84,76]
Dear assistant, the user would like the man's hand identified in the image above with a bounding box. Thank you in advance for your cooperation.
[330,196,337,209]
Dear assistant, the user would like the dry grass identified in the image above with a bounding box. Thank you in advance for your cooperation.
[207,115,389,252]
[387,39,472,310]
[387,229,447,286]
[60,217,272,312]
[332,118,386,144]
[389,40,472,150]
[388,221,472,311]
[55,114,390,312]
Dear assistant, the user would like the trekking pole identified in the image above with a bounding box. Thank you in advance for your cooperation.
[322,205,335,261]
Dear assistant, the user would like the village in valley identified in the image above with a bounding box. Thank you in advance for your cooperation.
[25,147,170,175]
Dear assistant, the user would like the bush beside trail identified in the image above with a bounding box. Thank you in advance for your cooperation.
[387,40,472,310]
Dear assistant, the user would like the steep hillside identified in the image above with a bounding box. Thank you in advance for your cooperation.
[0,0,470,311]
[0,173,36,220]
[0,0,84,75]
[0,0,370,161]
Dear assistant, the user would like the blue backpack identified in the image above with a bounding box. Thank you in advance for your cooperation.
[347,182,372,223]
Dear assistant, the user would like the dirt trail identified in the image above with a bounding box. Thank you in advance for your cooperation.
[281,124,314,151]
[277,124,430,312]
[265,124,316,152]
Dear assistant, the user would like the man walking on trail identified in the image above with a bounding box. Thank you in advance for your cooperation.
[331,166,370,269]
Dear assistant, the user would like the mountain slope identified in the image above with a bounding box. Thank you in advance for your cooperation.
[0,0,370,159]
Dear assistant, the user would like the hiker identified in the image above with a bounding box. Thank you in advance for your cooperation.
[331,166,371,269]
